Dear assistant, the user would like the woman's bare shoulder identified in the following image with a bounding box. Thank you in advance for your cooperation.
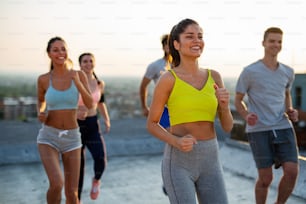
[210,69,224,87]
[37,72,50,91]
[75,69,86,80]
[97,80,105,92]
[210,69,221,76]
[154,71,175,95]
[159,70,175,84]
[37,72,50,82]
[99,79,105,87]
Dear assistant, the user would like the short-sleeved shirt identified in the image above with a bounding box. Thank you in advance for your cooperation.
[144,57,169,128]
[144,58,167,84]
[235,60,294,133]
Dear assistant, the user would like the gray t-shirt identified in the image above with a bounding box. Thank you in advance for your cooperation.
[144,58,167,84]
[236,60,294,132]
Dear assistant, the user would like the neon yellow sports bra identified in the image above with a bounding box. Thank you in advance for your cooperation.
[167,69,218,126]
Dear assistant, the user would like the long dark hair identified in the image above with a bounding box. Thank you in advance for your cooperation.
[78,52,101,85]
[169,19,199,67]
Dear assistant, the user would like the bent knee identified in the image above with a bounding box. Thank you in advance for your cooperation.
[283,162,299,178]
[65,189,78,201]
[49,182,64,193]
[258,175,273,187]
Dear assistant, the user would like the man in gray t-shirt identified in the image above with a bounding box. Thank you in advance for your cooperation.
[139,34,171,196]
[139,34,171,129]
[235,27,299,204]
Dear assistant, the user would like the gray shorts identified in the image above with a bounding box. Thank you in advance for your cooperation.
[37,124,82,153]
[247,128,299,169]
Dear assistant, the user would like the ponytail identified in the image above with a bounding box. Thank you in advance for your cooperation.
[93,71,101,85]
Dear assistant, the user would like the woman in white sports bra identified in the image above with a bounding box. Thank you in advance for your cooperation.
[77,53,111,202]
[36,37,93,204]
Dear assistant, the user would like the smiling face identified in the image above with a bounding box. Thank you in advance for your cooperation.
[47,40,68,66]
[262,32,282,57]
[174,23,204,59]
[80,54,95,74]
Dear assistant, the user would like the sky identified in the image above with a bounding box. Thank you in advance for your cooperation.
[1,0,306,78]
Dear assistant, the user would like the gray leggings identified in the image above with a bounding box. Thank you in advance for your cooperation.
[162,138,228,204]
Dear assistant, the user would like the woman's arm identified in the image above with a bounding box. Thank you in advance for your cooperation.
[36,74,47,123]
[147,72,197,152]
[98,102,110,133]
[97,81,110,133]
[73,70,93,109]
[146,73,178,145]
[212,70,233,132]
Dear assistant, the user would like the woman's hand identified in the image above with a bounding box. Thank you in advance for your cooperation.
[175,134,197,152]
[104,120,111,134]
[37,112,47,123]
[214,84,230,108]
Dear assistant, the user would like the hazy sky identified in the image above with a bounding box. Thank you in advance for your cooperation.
[1,0,306,78]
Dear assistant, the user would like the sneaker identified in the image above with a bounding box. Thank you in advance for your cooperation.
[90,178,100,200]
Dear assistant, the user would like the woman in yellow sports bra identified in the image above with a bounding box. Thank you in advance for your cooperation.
[147,19,233,204]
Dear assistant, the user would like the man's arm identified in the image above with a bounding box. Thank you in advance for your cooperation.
[235,92,258,126]
[139,77,151,117]
[234,92,248,120]
[285,89,298,122]
[285,88,294,112]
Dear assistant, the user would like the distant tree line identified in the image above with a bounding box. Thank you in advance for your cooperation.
[0,74,37,99]
[0,83,36,99]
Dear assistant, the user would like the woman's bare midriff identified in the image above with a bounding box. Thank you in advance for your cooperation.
[170,121,216,140]
[45,110,78,130]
